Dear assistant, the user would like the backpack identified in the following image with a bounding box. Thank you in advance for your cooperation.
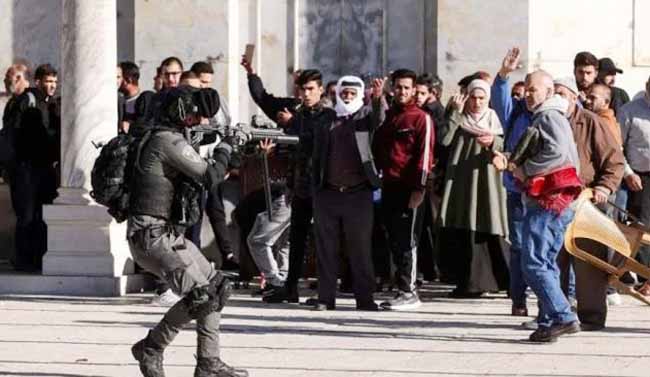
[91,127,164,222]
[90,133,136,222]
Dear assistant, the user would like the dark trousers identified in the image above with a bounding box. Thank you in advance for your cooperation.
[285,195,313,288]
[205,181,236,267]
[313,188,375,304]
[558,242,609,327]
[8,163,56,270]
[381,188,424,294]
[371,201,391,280]
[558,198,612,327]
[417,179,440,281]
[628,173,650,271]
[128,228,221,358]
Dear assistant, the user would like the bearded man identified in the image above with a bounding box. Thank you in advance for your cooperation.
[309,75,385,311]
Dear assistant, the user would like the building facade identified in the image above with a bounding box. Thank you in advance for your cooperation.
[0,0,649,295]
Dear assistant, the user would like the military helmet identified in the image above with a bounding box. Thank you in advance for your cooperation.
[158,87,200,126]
[158,86,221,126]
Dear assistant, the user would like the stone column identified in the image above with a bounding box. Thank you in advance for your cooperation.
[41,0,135,296]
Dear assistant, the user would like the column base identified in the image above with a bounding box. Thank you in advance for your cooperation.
[43,200,134,279]
[0,272,155,296]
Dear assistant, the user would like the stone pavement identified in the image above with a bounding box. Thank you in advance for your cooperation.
[0,283,649,377]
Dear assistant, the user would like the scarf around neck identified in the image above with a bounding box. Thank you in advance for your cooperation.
[334,75,365,117]
[459,79,503,136]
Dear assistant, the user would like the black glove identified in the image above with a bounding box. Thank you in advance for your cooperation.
[204,163,224,192]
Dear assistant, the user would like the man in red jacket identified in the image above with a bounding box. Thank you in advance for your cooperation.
[373,69,434,310]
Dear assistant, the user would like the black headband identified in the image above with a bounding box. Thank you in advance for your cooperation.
[340,81,362,88]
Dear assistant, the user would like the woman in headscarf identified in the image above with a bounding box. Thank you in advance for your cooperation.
[438,79,510,298]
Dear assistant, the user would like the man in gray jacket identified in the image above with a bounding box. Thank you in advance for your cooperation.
[618,75,650,294]
[495,70,581,343]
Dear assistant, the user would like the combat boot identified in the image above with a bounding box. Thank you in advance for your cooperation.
[262,284,288,303]
[131,332,165,377]
[194,357,249,377]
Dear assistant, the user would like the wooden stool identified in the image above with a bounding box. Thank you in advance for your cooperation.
[564,189,650,305]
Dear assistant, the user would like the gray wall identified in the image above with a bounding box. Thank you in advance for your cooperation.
[297,0,435,83]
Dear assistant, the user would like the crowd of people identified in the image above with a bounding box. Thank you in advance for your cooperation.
[2,45,650,375]
[234,47,647,344]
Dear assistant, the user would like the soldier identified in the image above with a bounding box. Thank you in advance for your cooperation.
[127,87,248,377]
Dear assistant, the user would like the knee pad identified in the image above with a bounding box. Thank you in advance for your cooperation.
[183,272,232,319]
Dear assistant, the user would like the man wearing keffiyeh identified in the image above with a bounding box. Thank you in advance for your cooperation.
[308,75,385,311]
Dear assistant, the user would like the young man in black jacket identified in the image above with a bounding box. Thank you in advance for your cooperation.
[414,73,444,283]
[240,56,316,303]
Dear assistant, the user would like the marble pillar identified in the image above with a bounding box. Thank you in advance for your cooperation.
[42,0,135,295]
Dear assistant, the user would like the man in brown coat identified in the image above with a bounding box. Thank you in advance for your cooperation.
[585,84,622,147]
[553,77,625,331]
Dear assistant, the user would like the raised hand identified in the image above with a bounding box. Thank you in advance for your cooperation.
[240,54,255,75]
[276,107,293,126]
[498,47,521,78]
[450,93,468,111]
[371,77,387,98]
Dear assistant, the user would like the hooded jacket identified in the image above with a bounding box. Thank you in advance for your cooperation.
[509,95,582,213]
[522,95,580,178]
[372,101,434,191]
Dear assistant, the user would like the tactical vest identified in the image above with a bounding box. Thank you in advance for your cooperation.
[129,131,176,220]
[129,172,176,220]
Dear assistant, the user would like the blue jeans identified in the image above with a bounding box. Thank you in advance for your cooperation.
[507,192,528,309]
[521,202,577,328]
[614,187,628,223]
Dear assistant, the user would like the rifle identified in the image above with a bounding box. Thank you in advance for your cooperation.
[192,115,299,147]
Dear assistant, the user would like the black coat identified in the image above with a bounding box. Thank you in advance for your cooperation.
[246,73,316,198]
[247,74,300,122]
[13,88,58,167]
[310,105,382,190]
[610,86,630,116]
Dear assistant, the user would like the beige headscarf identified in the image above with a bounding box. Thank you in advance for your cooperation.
[460,79,503,136]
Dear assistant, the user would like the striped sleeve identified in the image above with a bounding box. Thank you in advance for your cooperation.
[415,113,435,188]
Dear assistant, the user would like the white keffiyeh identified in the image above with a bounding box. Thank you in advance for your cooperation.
[334,75,365,117]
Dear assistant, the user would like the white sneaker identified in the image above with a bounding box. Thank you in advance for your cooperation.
[151,289,181,307]
[380,292,422,311]
[607,292,622,306]
[521,320,538,330]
